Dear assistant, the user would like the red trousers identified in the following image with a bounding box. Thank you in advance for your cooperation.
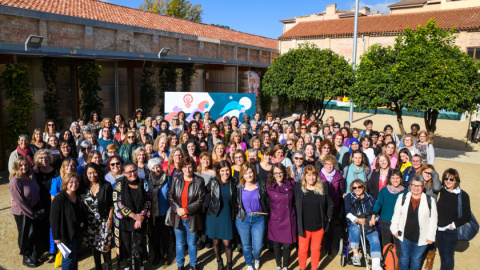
[298,229,325,270]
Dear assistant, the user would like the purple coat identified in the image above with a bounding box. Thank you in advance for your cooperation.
[320,170,344,213]
[266,178,297,244]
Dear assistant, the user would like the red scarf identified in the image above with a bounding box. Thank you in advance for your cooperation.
[16,145,34,166]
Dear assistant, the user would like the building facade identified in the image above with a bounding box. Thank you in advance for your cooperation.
[0,0,278,129]
[279,1,480,64]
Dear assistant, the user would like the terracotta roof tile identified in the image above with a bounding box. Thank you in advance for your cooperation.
[0,0,277,50]
[279,7,480,40]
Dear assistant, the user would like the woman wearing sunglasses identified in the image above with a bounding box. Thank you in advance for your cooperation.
[119,131,140,162]
[436,169,471,270]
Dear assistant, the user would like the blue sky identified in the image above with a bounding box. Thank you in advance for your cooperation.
[102,0,396,39]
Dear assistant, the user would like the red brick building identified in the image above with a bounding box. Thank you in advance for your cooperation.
[0,0,278,128]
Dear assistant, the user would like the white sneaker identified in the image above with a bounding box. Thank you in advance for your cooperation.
[282,268,288,270]
[254,260,260,270]
[352,254,361,266]
[275,267,281,270]
[247,266,254,270]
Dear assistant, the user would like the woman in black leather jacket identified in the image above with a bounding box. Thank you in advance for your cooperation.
[205,160,237,270]
[235,163,268,270]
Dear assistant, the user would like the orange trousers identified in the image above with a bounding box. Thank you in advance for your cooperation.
[298,229,325,270]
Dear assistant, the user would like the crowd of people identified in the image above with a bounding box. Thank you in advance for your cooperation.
[8,109,472,270]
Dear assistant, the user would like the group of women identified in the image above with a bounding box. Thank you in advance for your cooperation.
[8,110,471,270]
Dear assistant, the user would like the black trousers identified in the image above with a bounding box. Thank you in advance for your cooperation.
[14,214,41,261]
[379,218,402,260]
[273,241,291,268]
[151,215,170,256]
[121,228,146,266]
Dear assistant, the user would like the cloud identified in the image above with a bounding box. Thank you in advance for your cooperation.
[351,0,396,14]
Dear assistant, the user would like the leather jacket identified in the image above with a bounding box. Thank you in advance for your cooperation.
[235,181,268,221]
[167,174,205,232]
[206,177,237,217]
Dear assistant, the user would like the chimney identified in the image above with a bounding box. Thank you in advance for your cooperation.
[326,4,337,15]
[372,10,381,15]
[360,6,371,15]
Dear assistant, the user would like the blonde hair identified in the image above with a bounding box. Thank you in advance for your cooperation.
[153,135,169,152]
[212,143,227,164]
[60,159,78,179]
[198,152,213,174]
[34,149,52,167]
[301,165,324,195]
[9,156,33,179]
[61,173,81,191]
[230,130,243,143]
[168,147,184,166]
[133,147,148,163]
[418,130,432,144]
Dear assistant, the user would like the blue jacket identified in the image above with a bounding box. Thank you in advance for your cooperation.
[344,192,376,221]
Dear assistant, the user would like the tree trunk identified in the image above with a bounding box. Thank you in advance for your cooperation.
[393,102,406,135]
[313,97,329,121]
[424,109,439,138]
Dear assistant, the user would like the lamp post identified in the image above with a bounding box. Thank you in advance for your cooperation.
[349,0,360,124]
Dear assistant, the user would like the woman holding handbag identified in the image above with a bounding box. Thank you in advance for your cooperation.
[9,156,44,267]
[437,168,472,270]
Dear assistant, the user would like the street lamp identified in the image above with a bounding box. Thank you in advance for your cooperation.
[158,47,170,59]
[349,0,360,124]
[25,35,44,51]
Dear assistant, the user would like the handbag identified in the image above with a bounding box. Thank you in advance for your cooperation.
[457,190,479,241]
[32,202,46,220]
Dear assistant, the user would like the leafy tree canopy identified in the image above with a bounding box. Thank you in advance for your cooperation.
[139,0,203,22]
[262,43,354,119]
[352,18,480,135]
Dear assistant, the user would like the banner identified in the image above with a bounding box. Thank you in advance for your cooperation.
[248,71,260,97]
[164,92,256,124]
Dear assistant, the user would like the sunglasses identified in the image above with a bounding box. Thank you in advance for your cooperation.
[48,124,55,126]
[294,157,304,160]
[128,136,135,139]
[352,186,364,190]
[110,162,121,167]
[443,178,455,182]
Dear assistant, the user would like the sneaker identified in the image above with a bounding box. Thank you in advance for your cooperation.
[275,267,281,270]
[247,266,254,270]
[254,260,260,270]
[352,255,361,266]
[282,268,288,270]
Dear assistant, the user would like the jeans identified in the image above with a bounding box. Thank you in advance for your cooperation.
[298,229,324,270]
[348,223,382,259]
[174,219,198,267]
[235,213,265,266]
[398,237,428,270]
[437,229,458,270]
[62,235,83,270]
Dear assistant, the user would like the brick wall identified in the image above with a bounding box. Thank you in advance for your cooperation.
[250,49,259,62]
[134,33,153,53]
[219,45,233,60]
[47,21,84,48]
[237,47,248,61]
[0,14,39,44]
[181,39,199,56]
[94,28,116,51]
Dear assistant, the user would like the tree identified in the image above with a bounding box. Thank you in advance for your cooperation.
[78,61,103,121]
[139,62,157,116]
[180,63,196,91]
[158,63,178,113]
[40,57,62,128]
[262,43,354,120]
[352,19,480,136]
[395,19,480,136]
[139,0,203,22]
[350,44,409,134]
[0,62,38,155]
[210,24,231,30]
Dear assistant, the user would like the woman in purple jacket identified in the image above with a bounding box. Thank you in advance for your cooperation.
[266,163,296,270]
[319,155,344,255]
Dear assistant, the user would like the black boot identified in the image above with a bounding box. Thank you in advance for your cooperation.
[93,249,102,270]
[217,258,224,270]
[22,254,37,268]
[225,262,233,270]
[103,251,112,270]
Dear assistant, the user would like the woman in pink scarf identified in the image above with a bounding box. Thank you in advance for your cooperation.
[8,134,35,173]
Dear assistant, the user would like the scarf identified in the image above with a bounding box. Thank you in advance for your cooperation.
[292,164,304,182]
[400,161,412,173]
[349,138,360,154]
[17,145,34,166]
[149,171,167,218]
[121,177,144,213]
[271,157,285,164]
[347,165,365,182]
[386,184,405,194]
[321,167,337,182]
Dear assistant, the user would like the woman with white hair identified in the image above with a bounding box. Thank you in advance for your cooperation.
[147,157,171,265]
[77,140,92,166]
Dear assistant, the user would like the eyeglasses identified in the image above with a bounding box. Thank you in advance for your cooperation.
[301,127,307,130]
[294,157,304,160]
[273,172,284,176]
[124,170,137,175]
[443,178,455,182]
[286,143,293,146]
[334,126,340,129]
[322,147,330,150]
[110,162,121,167]
[234,156,243,159]
[48,124,55,126]
[410,184,423,188]
[128,136,135,139]
[352,186,364,190]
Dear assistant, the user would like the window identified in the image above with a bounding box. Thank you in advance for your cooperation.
[467,47,480,60]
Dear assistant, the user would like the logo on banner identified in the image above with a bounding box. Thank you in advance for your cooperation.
[183,94,193,108]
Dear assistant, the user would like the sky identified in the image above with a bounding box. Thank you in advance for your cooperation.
[101,0,397,39]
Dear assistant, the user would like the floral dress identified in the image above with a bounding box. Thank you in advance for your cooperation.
[84,190,113,252]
